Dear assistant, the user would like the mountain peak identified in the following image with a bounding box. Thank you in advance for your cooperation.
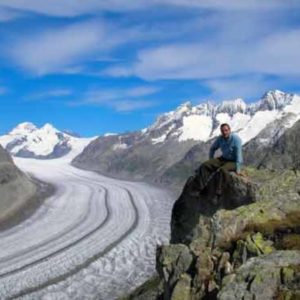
[1,121,96,159]
[40,123,58,132]
[172,101,193,117]
[264,89,285,96]
[217,98,247,115]
[10,122,37,135]
[258,90,293,111]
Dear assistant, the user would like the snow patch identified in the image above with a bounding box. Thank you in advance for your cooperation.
[238,110,279,144]
[152,134,167,144]
[113,143,128,150]
[178,115,212,142]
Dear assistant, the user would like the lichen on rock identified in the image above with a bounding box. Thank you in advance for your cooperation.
[123,167,300,300]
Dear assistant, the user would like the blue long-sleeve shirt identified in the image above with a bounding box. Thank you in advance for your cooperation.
[209,133,243,172]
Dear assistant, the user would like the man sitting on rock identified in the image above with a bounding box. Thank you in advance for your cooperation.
[194,123,243,199]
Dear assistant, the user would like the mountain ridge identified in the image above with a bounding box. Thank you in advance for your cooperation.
[0,122,97,159]
[1,90,300,193]
[143,89,298,145]
[72,90,300,190]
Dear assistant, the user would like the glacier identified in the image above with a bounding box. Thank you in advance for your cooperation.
[0,151,174,299]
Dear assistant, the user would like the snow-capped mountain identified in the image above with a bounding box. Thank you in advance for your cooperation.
[72,90,300,184]
[2,90,299,182]
[0,122,96,159]
[144,90,299,145]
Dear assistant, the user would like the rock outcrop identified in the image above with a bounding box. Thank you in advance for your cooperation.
[72,132,198,184]
[0,145,37,227]
[170,170,257,245]
[218,250,300,300]
[123,167,300,300]
[255,119,300,170]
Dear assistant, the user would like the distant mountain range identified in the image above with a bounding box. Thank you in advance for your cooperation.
[72,90,300,188]
[1,90,300,190]
[0,122,96,159]
[143,90,298,145]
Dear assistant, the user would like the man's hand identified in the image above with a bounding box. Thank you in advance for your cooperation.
[235,170,242,176]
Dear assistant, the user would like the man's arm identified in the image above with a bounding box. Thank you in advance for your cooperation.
[235,136,243,173]
[209,137,220,159]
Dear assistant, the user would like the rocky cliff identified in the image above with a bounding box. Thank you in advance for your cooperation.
[123,167,300,300]
[0,145,37,228]
[253,119,300,170]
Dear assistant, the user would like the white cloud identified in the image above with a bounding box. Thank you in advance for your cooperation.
[27,88,73,100]
[110,100,156,112]
[71,86,159,112]
[251,29,300,76]
[10,21,106,75]
[106,28,300,81]
[1,0,300,105]
[0,0,297,17]
[0,7,20,22]
[154,0,299,10]
[204,76,276,100]
[7,19,147,75]
[0,1,150,17]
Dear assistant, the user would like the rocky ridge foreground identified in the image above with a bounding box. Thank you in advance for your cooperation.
[123,167,300,300]
[0,145,38,227]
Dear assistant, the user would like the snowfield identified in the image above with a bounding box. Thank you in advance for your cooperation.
[0,155,174,299]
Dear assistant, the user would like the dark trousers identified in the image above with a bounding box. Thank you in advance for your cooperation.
[195,156,236,194]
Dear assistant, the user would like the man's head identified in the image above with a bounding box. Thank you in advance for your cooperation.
[220,123,231,139]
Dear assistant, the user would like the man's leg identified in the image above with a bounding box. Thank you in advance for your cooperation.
[195,158,223,191]
[215,161,236,195]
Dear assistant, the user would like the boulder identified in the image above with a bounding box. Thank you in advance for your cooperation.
[218,250,300,300]
[124,168,300,300]
[159,168,300,299]
[171,171,258,244]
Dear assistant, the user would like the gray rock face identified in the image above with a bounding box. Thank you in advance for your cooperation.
[243,114,300,169]
[156,244,194,300]
[72,132,198,183]
[125,167,300,300]
[0,145,37,225]
[158,141,212,190]
[0,144,13,163]
[13,140,71,159]
[218,250,300,300]
[171,172,257,245]
[254,119,300,170]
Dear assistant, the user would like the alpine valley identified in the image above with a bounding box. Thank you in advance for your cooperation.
[1,90,300,300]
[1,90,300,192]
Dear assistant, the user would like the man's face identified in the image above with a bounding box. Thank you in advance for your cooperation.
[221,125,231,138]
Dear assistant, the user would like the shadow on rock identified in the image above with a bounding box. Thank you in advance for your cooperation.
[171,172,258,244]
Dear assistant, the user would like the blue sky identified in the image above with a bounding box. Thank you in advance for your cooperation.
[0,1,300,136]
